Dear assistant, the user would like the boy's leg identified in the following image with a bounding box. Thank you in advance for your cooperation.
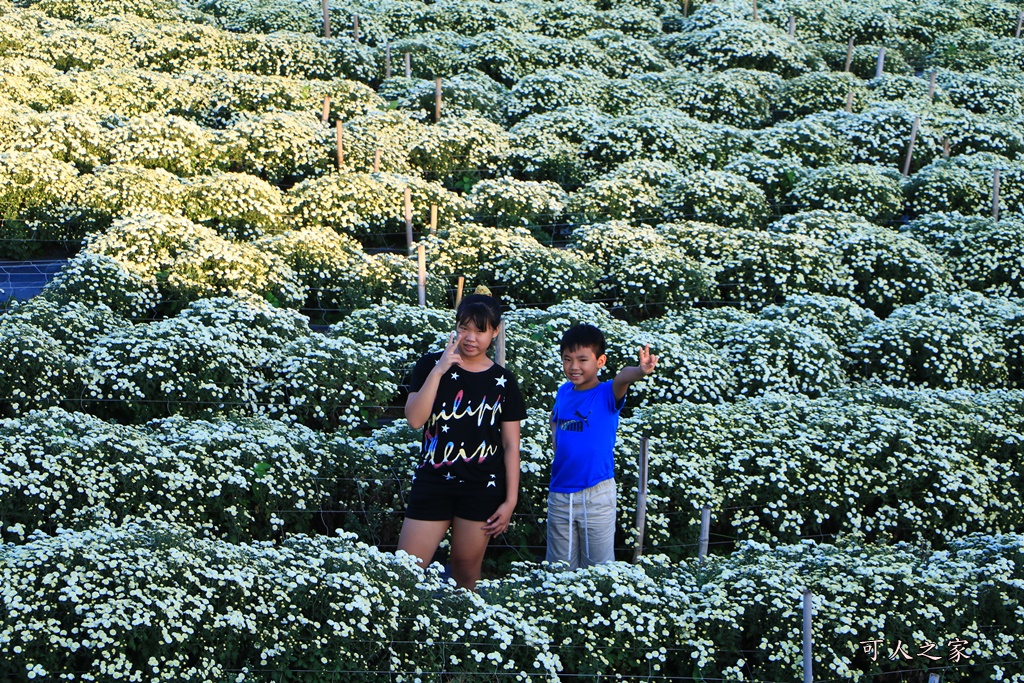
[545,491,578,569]
[580,479,617,567]
[449,516,492,591]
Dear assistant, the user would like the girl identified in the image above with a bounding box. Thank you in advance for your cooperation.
[397,293,526,591]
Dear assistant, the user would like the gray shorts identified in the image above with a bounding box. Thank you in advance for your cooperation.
[545,478,616,570]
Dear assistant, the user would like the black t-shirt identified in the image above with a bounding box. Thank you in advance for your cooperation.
[408,351,527,487]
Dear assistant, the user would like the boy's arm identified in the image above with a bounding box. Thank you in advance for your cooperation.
[612,344,658,402]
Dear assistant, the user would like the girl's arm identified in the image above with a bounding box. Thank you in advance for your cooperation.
[483,421,521,537]
[405,333,462,429]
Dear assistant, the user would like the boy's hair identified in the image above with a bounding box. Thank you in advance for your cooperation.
[559,324,606,356]
[456,293,502,332]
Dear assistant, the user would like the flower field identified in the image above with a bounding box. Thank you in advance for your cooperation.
[1,0,1024,679]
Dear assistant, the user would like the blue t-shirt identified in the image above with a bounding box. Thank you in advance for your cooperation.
[550,380,626,493]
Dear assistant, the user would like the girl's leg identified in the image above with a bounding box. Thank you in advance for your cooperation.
[397,518,451,568]
[449,516,493,591]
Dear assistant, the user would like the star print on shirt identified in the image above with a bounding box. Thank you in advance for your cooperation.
[487,480,496,487]
[495,376,507,387]
[444,472,455,480]
[451,371,459,380]
[441,425,449,432]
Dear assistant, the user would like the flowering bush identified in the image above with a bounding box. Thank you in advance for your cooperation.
[660,170,770,228]
[760,293,880,348]
[366,251,450,308]
[660,220,852,308]
[40,252,161,320]
[865,73,947,106]
[379,70,509,123]
[788,163,905,223]
[657,68,782,129]
[0,320,78,416]
[655,20,820,77]
[775,71,866,120]
[329,303,454,384]
[905,153,1013,216]
[287,171,461,244]
[5,107,113,171]
[2,298,130,355]
[753,117,851,167]
[258,334,397,431]
[423,224,598,305]
[0,149,81,258]
[929,217,1024,298]
[221,111,331,184]
[833,105,942,172]
[506,68,630,121]
[723,153,806,206]
[334,109,425,174]
[73,164,186,233]
[816,41,913,78]
[590,31,672,76]
[505,105,609,183]
[183,172,287,241]
[465,177,566,229]
[408,114,511,178]
[565,175,661,222]
[848,308,1007,388]
[0,408,327,542]
[256,226,377,320]
[939,71,1024,117]
[107,113,220,177]
[930,112,1024,159]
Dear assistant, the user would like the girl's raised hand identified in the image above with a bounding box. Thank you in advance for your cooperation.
[437,331,463,372]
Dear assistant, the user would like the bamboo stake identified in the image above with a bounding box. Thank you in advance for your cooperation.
[404,186,413,252]
[875,46,885,79]
[942,138,950,158]
[404,53,411,78]
[902,115,920,177]
[683,0,689,16]
[495,320,506,366]
[993,168,1002,222]
[454,276,465,308]
[429,204,438,234]
[803,590,814,683]
[342,121,350,167]
[373,149,381,173]
[751,0,758,21]
[844,37,854,72]
[845,90,854,113]
[321,96,330,125]
[698,506,711,564]
[927,71,937,101]
[352,14,359,43]
[632,438,650,563]
[417,244,426,307]
[321,0,331,38]
[788,15,796,36]
[434,77,443,122]
[1017,10,1023,39]
[385,41,392,79]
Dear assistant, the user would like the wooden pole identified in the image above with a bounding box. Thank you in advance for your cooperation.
[632,437,650,563]
[352,14,359,43]
[942,138,950,158]
[342,120,350,168]
[434,77,443,122]
[417,243,426,307]
[902,115,920,177]
[993,168,1002,222]
[404,186,413,251]
[429,204,438,234]
[698,505,711,564]
[373,149,381,173]
[385,41,392,79]
[788,15,796,36]
[751,0,758,21]
[683,0,689,16]
[495,320,506,366]
[927,71,937,101]
[1016,10,1023,39]
[845,90,854,113]
[455,276,465,308]
[875,46,885,79]
[803,589,814,683]
[321,96,330,125]
[321,0,331,38]
[404,53,411,78]
[844,37,854,73]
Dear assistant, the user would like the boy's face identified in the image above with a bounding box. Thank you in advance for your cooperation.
[561,345,606,391]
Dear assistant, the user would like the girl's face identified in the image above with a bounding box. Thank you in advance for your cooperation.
[456,319,498,361]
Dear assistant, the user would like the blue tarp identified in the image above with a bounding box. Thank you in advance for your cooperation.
[0,260,67,305]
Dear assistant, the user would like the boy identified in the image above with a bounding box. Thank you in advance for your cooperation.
[546,323,657,569]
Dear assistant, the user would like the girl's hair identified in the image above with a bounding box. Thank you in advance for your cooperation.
[456,293,502,332]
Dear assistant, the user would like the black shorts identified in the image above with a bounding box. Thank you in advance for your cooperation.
[405,476,506,522]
